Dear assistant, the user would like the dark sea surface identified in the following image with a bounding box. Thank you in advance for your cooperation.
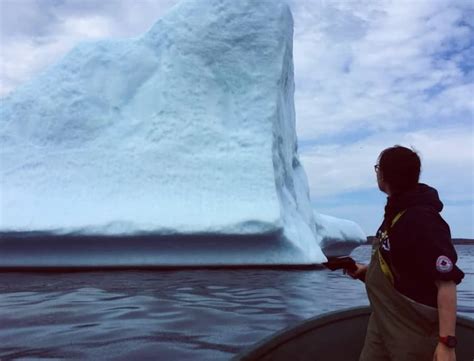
[0,245,472,361]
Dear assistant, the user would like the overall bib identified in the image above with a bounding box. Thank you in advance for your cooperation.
[359,239,439,361]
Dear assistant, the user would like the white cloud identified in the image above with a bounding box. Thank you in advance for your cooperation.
[60,15,114,38]
[290,0,473,140]
[300,127,474,202]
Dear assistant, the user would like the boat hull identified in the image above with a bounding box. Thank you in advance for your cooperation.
[233,306,474,361]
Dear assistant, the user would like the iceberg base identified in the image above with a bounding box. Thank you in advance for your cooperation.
[0,231,324,270]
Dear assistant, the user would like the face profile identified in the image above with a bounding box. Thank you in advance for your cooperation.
[374,160,387,194]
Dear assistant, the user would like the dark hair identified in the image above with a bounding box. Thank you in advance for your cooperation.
[378,145,421,192]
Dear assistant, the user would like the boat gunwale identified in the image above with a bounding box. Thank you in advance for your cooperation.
[233,306,474,361]
[233,306,372,360]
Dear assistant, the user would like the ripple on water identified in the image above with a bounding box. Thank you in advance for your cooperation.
[0,245,472,361]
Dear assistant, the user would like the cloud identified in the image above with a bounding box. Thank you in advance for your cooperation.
[0,0,58,38]
[300,126,474,202]
[289,0,474,140]
[2,0,473,122]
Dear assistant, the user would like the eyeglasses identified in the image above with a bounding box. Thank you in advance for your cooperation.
[374,164,380,172]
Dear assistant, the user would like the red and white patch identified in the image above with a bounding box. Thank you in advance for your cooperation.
[436,255,453,273]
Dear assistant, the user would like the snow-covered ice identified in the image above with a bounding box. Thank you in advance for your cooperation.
[0,0,364,268]
[314,213,366,257]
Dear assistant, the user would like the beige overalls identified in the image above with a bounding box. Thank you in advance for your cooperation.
[359,227,439,361]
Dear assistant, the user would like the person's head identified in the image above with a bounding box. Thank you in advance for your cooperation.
[375,145,421,195]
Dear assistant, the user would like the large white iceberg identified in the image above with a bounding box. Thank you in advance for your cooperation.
[0,0,363,268]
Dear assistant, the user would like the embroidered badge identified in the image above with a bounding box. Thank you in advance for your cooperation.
[381,238,391,251]
[436,255,453,273]
[379,230,390,251]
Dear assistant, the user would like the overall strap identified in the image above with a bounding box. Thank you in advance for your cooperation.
[378,210,406,284]
[391,210,406,228]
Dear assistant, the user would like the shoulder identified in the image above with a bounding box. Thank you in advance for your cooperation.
[401,206,447,226]
[391,206,450,238]
[398,206,451,242]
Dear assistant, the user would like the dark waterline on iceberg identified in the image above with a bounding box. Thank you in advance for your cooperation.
[0,230,333,269]
[0,245,473,361]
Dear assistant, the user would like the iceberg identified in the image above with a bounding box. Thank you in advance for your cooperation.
[0,0,362,268]
[314,213,367,257]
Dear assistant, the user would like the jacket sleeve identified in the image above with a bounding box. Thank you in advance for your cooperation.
[415,209,464,284]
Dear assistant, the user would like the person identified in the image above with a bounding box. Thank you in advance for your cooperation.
[348,145,464,361]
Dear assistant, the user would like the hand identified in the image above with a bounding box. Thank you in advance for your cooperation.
[344,263,367,281]
[433,342,456,361]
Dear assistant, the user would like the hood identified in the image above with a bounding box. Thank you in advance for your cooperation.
[384,183,443,223]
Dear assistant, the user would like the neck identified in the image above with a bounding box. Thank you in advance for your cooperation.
[383,185,392,197]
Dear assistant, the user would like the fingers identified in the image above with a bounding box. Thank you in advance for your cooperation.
[345,270,357,279]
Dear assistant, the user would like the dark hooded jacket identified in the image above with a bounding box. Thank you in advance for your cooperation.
[377,183,464,308]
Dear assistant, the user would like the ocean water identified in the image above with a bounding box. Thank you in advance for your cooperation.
[0,245,472,361]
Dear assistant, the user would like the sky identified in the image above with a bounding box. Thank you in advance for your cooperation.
[1,0,473,237]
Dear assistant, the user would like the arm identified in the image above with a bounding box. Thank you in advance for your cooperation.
[433,280,456,361]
